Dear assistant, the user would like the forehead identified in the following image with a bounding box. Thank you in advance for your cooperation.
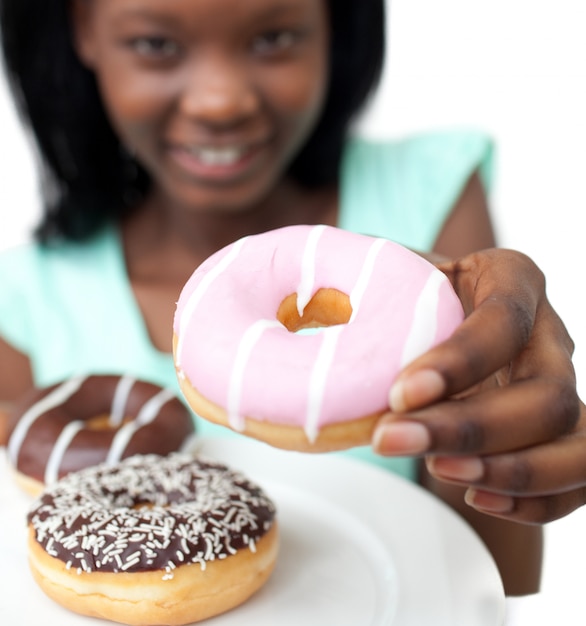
[88,0,328,29]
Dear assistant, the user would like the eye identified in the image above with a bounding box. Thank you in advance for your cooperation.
[251,29,299,56]
[128,35,181,60]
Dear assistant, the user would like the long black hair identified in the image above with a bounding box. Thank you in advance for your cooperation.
[0,0,385,243]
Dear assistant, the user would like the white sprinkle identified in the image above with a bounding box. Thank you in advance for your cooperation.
[122,556,141,571]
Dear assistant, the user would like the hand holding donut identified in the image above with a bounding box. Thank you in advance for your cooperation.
[372,248,583,524]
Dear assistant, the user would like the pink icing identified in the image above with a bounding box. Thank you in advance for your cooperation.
[173,225,464,442]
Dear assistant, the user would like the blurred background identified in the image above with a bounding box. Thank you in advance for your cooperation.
[1,0,585,622]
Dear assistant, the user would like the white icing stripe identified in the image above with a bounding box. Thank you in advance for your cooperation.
[44,420,85,485]
[227,319,283,432]
[176,236,248,366]
[8,376,86,465]
[109,375,135,427]
[349,238,387,322]
[400,271,445,367]
[304,326,344,443]
[301,237,385,439]
[105,388,175,465]
[135,388,176,424]
[296,224,326,316]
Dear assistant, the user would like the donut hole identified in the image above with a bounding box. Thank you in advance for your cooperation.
[277,288,352,332]
[131,492,191,510]
[132,502,157,511]
[84,414,133,431]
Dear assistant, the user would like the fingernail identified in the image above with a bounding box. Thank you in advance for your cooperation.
[427,457,484,482]
[373,422,431,456]
[389,369,445,412]
[465,489,514,514]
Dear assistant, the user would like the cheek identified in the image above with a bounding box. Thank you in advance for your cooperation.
[261,58,329,140]
[95,70,173,147]
[265,61,327,153]
[280,65,327,116]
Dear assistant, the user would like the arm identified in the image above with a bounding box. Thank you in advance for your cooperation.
[0,335,34,445]
[432,169,497,256]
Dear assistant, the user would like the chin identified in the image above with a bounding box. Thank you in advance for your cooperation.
[170,182,280,220]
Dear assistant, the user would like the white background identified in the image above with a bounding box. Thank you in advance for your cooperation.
[1,1,586,622]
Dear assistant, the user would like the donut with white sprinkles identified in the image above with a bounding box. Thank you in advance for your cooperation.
[26,453,278,625]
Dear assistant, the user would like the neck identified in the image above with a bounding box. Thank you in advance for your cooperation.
[121,179,338,284]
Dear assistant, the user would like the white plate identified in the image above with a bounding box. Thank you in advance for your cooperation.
[0,438,505,626]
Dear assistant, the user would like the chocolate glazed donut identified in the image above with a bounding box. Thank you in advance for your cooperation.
[7,375,195,495]
[26,453,278,625]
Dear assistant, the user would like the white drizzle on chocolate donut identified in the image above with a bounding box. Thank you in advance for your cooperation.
[8,376,86,466]
[105,387,179,466]
[7,375,196,489]
[28,453,276,579]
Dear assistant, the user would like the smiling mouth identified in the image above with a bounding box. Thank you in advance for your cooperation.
[185,145,248,166]
[168,141,267,183]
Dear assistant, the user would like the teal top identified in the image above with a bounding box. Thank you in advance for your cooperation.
[0,130,494,480]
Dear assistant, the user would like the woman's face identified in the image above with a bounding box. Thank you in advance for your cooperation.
[73,0,329,216]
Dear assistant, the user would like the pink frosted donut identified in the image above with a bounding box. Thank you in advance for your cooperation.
[173,225,464,452]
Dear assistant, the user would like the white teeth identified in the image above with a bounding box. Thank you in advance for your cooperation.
[189,146,245,166]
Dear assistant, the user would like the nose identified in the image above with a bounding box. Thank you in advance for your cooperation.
[179,53,259,127]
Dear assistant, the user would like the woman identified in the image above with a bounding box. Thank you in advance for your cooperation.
[0,0,583,594]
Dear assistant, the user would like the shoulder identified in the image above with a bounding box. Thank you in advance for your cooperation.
[0,240,51,358]
[0,226,118,290]
[0,240,45,290]
[0,226,120,351]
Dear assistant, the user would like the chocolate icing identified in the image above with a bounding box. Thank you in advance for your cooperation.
[8,375,195,484]
[27,453,276,576]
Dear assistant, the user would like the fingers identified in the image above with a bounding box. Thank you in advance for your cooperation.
[423,408,586,523]
[429,423,586,496]
[372,386,584,525]
[465,488,586,525]
[426,446,586,524]
[437,248,544,314]
[389,294,535,412]
[375,377,580,457]
[390,249,575,413]
[427,449,586,524]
